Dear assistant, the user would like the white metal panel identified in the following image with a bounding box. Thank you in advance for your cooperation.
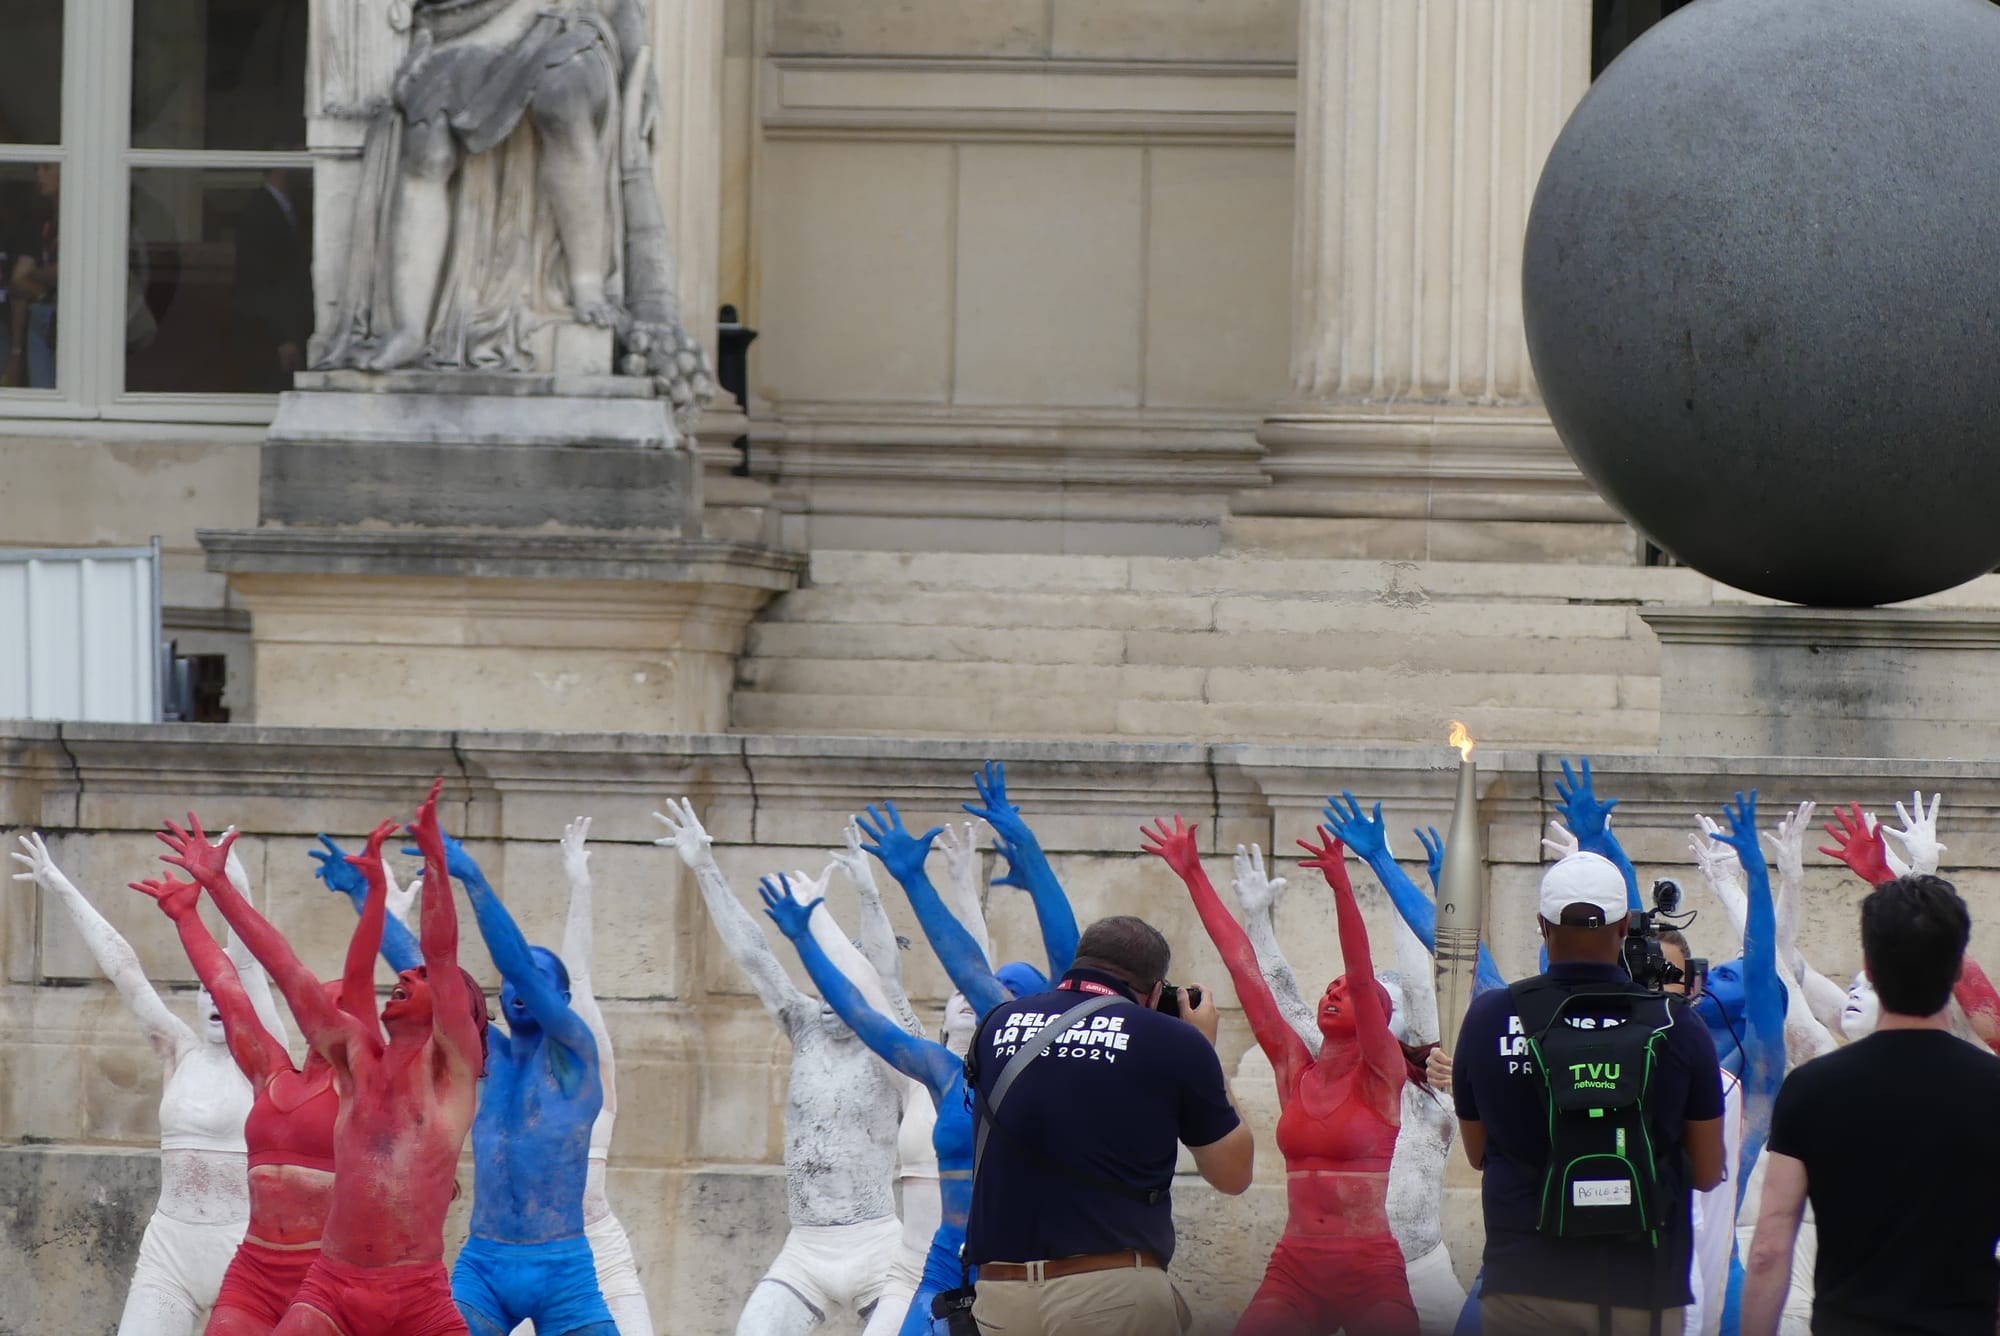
[0,544,160,723]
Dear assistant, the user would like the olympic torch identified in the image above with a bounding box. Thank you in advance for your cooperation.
[1434,721,1485,1055]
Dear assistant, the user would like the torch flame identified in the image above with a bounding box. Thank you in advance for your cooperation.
[1448,720,1475,761]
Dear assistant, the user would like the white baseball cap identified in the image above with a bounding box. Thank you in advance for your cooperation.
[1538,852,1629,926]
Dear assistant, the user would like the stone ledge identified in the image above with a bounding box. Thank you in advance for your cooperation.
[199,530,805,586]
[1644,605,2000,649]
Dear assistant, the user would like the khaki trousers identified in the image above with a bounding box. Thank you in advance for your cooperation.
[973,1265,1188,1335]
[1482,1292,1686,1336]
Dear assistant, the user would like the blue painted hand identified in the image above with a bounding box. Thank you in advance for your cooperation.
[758,873,823,941]
[854,801,943,885]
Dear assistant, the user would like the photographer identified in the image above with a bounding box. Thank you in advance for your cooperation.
[965,914,1253,1335]
[1453,853,1726,1336]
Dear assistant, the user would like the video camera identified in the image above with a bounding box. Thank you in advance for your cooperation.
[1624,878,1705,996]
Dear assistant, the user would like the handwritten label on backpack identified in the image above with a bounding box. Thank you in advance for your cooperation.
[1572,1180,1634,1207]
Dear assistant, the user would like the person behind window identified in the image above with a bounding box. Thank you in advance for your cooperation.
[232,167,314,392]
[5,161,56,388]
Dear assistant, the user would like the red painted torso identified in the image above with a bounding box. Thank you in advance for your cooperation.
[242,1064,341,1247]
[318,1040,478,1267]
[1274,1053,1403,1237]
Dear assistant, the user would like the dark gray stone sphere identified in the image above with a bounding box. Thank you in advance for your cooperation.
[1523,0,2000,607]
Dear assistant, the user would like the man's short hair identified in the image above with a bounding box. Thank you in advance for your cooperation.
[1658,928,1690,955]
[1862,874,1970,1018]
[1072,915,1172,993]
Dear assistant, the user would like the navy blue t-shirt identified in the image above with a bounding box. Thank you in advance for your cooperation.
[964,969,1241,1265]
[1453,962,1724,1307]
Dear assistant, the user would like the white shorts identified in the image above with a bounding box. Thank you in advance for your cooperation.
[585,1209,647,1303]
[758,1215,906,1320]
[1405,1240,1467,1336]
[128,1209,245,1315]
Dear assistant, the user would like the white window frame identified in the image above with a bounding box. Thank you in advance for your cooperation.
[0,0,313,426]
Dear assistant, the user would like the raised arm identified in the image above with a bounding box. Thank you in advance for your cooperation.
[340,821,403,1037]
[1325,793,1506,994]
[1715,791,1786,1213]
[215,834,290,1051]
[1819,803,1896,888]
[1233,842,1319,1052]
[312,833,422,973]
[130,873,287,1082]
[560,817,618,1112]
[1144,816,1311,1088]
[1690,813,1750,947]
[937,818,994,963]
[1298,827,1406,1092]
[760,874,959,1098]
[1880,790,1944,879]
[14,832,194,1060]
[653,797,810,1024]
[157,817,357,1057]
[1555,757,1642,913]
[406,781,482,1077]
[1762,803,1837,1062]
[964,761,1080,976]
[857,800,1007,1017]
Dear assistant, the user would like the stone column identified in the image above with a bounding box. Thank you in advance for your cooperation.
[1246,0,1616,555]
[649,0,726,361]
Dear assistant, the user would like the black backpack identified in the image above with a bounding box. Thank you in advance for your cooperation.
[1509,977,1681,1243]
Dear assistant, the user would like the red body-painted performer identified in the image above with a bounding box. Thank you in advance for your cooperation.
[129,866,342,1336]
[162,782,487,1336]
[1143,816,1418,1336]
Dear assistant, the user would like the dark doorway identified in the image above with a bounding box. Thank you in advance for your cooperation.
[1593,0,1698,77]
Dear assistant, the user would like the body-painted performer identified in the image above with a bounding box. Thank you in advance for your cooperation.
[163,786,486,1336]
[653,797,907,1336]
[1328,793,1507,997]
[12,833,280,1336]
[409,825,616,1336]
[1147,816,1417,1336]
[1233,839,1465,1334]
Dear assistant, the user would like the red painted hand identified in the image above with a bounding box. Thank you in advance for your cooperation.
[1296,826,1355,891]
[349,818,402,878]
[1818,802,1895,886]
[406,778,448,859]
[156,813,238,889]
[1140,815,1204,880]
[129,874,201,919]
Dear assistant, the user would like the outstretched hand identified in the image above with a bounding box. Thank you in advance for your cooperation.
[1139,815,1203,880]
[129,874,201,919]
[406,777,448,862]
[1763,800,1816,887]
[829,817,879,894]
[1296,826,1354,891]
[1690,813,1742,884]
[855,801,943,884]
[937,818,986,897]
[1882,790,1944,877]
[757,873,823,941]
[963,760,1024,834]
[652,796,715,866]
[560,816,592,880]
[354,818,400,884]
[310,834,367,899]
[1554,757,1618,846]
[1819,803,1894,886]
[157,813,239,887]
[1716,790,1764,866]
[1231,843,1285,918]
[1541,820,1580,862]
[10,831,61,891]
[1416,825,1446,891]
[1323,791,1390,861]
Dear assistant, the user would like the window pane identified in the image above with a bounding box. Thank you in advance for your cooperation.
[132,0,308,151]
[1,163,61,391]
[126,167,314,394]
[0,7,63,144]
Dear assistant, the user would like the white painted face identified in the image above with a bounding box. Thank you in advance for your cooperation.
[197,987,226,1045]
[1843,970,1880,1040]
[943,991,977,1056]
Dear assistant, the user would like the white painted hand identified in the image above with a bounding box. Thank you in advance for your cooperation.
[1881,791,1944,877]
[937,819,985,898]
[1689,814,1741,883]
[1761,800,1815,888]
[1231,843,1286,918]
[1541,820,1581,861]
[651,797,714,867]
[787,863,836,904]
[562,815,593,883]
[9,831,59,892]
[1425,1047,1453,1093]
[829,818,880,899]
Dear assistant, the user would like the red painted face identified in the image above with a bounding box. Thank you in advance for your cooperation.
[382,967,436,1033]
[1318,975,1392,1040]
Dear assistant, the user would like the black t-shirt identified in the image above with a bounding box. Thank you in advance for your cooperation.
[1453,962,1725,1307]
[964,968,1240,1266]
[1767,1029,2000,1335]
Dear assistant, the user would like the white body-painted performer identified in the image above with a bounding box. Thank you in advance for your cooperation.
[12,832,284,1336]
[1232,842,1466,1335]
[654,799,906,1336]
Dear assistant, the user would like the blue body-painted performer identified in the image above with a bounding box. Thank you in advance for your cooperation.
[416,832,616,1336]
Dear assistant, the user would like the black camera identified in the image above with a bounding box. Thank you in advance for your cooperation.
[1156,981,1205,1018]
[1624,879,1703,995]
[932,1285,978,1335]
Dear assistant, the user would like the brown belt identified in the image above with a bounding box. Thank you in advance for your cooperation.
[978,1250,1165,1283]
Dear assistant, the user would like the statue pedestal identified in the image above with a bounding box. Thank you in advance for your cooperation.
[201,377,802,732]
[1642,606,2000,759]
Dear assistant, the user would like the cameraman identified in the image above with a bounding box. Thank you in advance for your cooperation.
[965,915,1252,1335]
[1453,854,1726,1335]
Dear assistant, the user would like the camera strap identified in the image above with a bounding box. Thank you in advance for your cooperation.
[971,994,1164,1206]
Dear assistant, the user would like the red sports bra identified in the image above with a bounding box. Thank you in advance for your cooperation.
[1275,1068,1399,1169]
[245,1070,339,1173]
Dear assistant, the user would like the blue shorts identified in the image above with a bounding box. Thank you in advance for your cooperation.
[452,1234,615,1335]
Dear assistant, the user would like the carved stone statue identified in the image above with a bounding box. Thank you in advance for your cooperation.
[316,0,713,422]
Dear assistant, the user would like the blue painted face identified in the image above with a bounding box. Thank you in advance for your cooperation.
[500,945,570,1034]
[1692,956,1786,1080]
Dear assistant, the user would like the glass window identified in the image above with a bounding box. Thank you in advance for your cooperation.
[0,162,61,391]
[0,7,63,144]
[132,0,308,151]
[126,166,314,394]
